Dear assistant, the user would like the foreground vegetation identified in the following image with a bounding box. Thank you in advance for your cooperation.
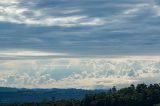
[12,83,160,106]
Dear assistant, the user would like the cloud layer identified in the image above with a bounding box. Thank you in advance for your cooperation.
[0,57,160,89]
[0,0,160,57]
[0,0,160,88]
[0,0,104,27]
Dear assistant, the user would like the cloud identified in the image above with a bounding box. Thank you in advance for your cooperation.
[1,0,160,89]
[0,0,104,27]
[150,0,160,16]
[0,0,160,57]
[0,50,67,56]
[0,57,160,89]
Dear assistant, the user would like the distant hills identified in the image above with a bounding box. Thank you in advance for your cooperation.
[0,87,106,105]
[11,83,160,106]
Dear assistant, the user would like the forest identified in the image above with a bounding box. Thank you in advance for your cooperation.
[11,83,160,106]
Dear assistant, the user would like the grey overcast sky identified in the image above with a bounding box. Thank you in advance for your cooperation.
[0,0,160,58]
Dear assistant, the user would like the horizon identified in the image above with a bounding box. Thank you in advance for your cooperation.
[0,0,160,89]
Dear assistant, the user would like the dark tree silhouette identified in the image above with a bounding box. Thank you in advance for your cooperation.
[11,83,160,106]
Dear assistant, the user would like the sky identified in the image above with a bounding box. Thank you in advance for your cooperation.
[0,0,160,89]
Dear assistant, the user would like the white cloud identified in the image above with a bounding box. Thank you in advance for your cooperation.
[123,4,149,15]
[0,50,68,57]
[121,1,160,17]
[0,57,160,89]
[0,0,104,27]
[0,0,19,5]
[150,0,160,16]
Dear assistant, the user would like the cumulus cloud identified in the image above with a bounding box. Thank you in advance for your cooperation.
[0,57,160,89]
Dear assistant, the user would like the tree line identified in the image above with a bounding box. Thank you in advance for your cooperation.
[12,83,160,106]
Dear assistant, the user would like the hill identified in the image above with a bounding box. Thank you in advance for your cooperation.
[11,83,160,106]
[0,87,105,105]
